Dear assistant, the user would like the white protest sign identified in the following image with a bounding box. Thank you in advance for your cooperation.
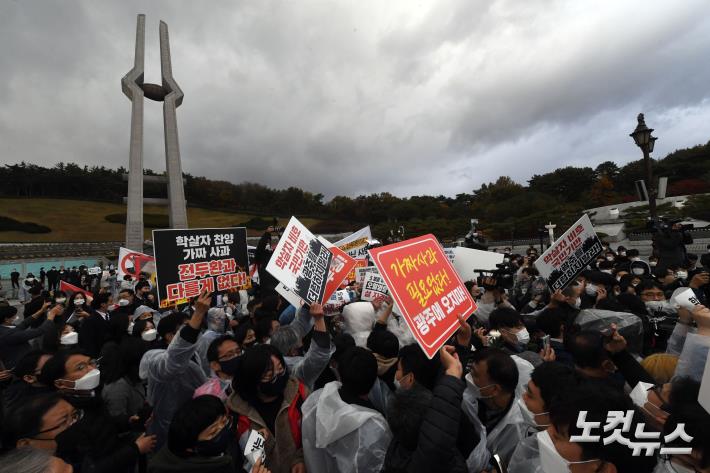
[276,282,304,309]
[88,266,102,276]
[355,266,379,284]
[672,288,703,311]
[443,247,455,263]
[242,430,266,471]
[449,247,504,283]
[334,226,372,259]
[266,217,333,304]
[361,272,390,302]
[534,214,603,291]
[117,247,156,280]
[323,289,351,316]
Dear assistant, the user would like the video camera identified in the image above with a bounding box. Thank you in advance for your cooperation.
[475,261,516,291]
[647,217,693,233]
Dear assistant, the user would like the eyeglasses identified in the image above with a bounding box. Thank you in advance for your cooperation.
[73,358,100,373]
[32,409,84,438]
[218,349,241,362]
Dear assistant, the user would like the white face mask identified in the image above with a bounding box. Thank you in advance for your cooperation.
[585,284,598,296]
[73,369,101,391]
[630,257,640,262]
[60,331,79,345]
[619,251,626,256]
[74,299,85,306]
[629,381,654,408]
[518,398,549,429]
[631,267,645,276]
[537,429,599,473]
[572,297,582,309]
[515,327,530,345]
[55,297,67,304]
[645,300,675,313]
[222,295,230,304]
[601,269,613,275]
[118,298,130,307]
[606,256,615,262]
[676,271,688,280]
[650,261,658,267]
[141,329,158,342]
[465,373,496,399]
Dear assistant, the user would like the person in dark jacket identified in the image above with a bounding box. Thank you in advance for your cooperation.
[0,304,59,369]
[254,227,280,295]
[78,292,112,358]
[383,345,467,473]
[1,349,53,413]
[148,395,241,473]
[39,348,156,472]
[534,309,574,367]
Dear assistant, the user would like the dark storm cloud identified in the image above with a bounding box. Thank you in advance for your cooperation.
[1,0,709,199]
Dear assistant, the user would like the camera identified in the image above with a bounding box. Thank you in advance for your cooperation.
[475,262,516,290]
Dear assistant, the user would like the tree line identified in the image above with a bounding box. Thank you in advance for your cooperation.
[1,139,709,241]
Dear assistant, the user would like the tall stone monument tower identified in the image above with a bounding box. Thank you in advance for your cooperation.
[121,14,188,251]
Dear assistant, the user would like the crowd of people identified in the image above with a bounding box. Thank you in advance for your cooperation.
[0,226,709,473]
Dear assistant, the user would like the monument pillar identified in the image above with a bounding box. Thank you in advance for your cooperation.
[121,15,188,251]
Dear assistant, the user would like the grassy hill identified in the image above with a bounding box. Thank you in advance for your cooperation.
[0,198,322,242]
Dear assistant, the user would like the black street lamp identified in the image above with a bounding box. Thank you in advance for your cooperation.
[629,113,658,220]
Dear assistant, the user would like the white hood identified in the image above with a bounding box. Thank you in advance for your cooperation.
[310,381,382,448]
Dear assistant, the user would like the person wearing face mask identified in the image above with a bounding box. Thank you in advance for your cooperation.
[38,350,156,471]
[63,292,92,324]
[269,303,333,391]
[0,446,74,473]
[148,395,243,473]
[302,346,392,473]
[194,335,242,401]
[139,292,211,451]
[131,318,159,345]
[461,348,527,472]
[229,344,309,473]
[488,308,542,367]
[60,325,80,347]
[638,280,679,352]
[543,382,659,473]
[235,322,258,349]
[1,350,53,412]
[0,304,59,370]
[508,362,578,473]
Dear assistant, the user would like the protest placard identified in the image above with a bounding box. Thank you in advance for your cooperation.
[318,237,358,301]
[323,289,352,316]
[355,266,379,284]
[335,226,372,259]
[361,272,390,302]
[266,217,333,304]
[336,226,371,281]
[443,247,455,263]
[369,234,477,359]
[276,282,305,309]
[152,227,250,307]
[534,214,603,291]
[117,247,156,280]
[450,247,504,283]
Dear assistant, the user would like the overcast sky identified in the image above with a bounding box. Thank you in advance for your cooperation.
[2,0,710,199]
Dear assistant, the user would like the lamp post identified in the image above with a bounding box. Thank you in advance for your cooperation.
[629,113,658,220]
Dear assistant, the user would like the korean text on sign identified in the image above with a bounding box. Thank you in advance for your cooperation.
[369,234,477,359]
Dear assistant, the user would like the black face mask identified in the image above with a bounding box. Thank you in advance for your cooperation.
[219,356,241,376]
[194,425,230,457]
[259,370,288,397]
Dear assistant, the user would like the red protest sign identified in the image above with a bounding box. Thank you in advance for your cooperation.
[369,234,477,359]
[322,245,357,302]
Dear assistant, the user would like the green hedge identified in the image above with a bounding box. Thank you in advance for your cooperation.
[0,216,51,233]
